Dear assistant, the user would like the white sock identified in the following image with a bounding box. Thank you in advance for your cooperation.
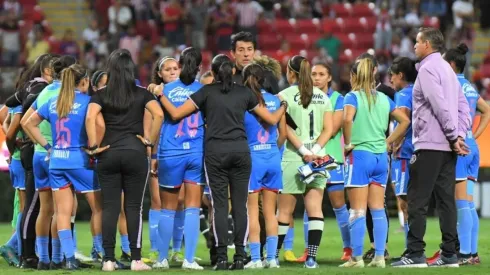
[398,211,404,227]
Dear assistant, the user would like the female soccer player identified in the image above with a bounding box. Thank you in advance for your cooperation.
[24,64,103,270]
[243,63,286,269]
[340,57,409,268]
[156,54,286,270]
[443,43,490,265]
[388,57,417,255]
[311,62,351,261]
[85,49,163,271]
[275,55,333,269]
[152,47,205,270]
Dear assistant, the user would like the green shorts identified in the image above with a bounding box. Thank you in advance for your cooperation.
[281,161,326,194]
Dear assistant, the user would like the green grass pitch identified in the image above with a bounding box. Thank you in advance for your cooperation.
[0,218,488,274]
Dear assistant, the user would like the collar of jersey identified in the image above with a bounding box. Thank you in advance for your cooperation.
[327,88,334,96]
[457,73,465,79]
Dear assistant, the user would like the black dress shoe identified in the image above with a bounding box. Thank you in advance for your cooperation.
[229,260,244,270]
[213,260,228,271]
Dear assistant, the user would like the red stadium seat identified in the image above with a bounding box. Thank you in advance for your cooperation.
[257,19,273,34]
[136,21,152,39]
[23,5,44,23]
[274,19,295,34]
[322,18,338,33]
[18,0,37,5]
[481,64,490,78]
[335,33,354,49]
[330,3,351,17]
[48,36,61,54]
[295,19,321,34]
[258,34,281,50]
[359,17,377,32]
[423,16,440,29]
[284,34,308,50]
[354,33,374,49]
[343,17,362,33]
[351,3,375,17]
[339,48,365,63]
[483,54,490,64]
[307,33,322,49]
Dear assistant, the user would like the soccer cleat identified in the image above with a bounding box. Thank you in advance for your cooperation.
[244,260,263,269]
[264,259,280,268]
[304,258,319,268]
[213,260,228,270]
[391,249,409,262]
[75,251,93,262]
[341,247,352,261]
[37,261,50,270]
[131,260,152,271]
[152,258,169,269]
[362,248,375,261]
[65,257,79,270]
[119,251,131,262]
[20,257,39,269]
[367,256,386,268]
[296,248,308,263]
[471,255,480,265]
[182,259,204,270]
[0,245,20,267]
[428,254,459,268]
[91,247,102,262]
[229,260,244,270]
[283,250,298,262]
[459,256,472,266]
[148,251,159,262]
[171,251,184,262]
[50,261,64,270]
[391,256,428,268]
[339,258,365,268]
[426,250,440,265]
[102,260,116,271]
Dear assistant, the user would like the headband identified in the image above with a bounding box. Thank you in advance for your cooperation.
[158,57,177,71]
[92,71,106,87]
[288,56,303,74]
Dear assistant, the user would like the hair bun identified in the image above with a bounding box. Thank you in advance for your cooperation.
[456,43,469,55]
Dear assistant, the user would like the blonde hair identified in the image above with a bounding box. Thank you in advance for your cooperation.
[57,64,87,118]
[253,55,282,80]
[351,58,376,110]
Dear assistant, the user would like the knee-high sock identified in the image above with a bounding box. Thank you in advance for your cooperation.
[333,205,350,248]
[469,201,479,254]
[303,210,308,248]
[183,207,200,262]
[266,236,278,261]
[58,229,75,259]
[149,209,161,252]
[120,234,130,254]
[349,210,366,258]
[51,237,62,264]
[307,217,324,261]
[93,234,104,256]
[36,236,50,264]
[15,213,22,256]
[370,208,388,257]
[250,242,261,262]
[5,231,17,250]
[158,209,175,261]
[283,227,294,251]
[172,210,184,252]
[275,222,289,258]
[456,199,472,255]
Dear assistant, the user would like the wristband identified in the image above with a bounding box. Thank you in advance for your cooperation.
[151,154,157,160]
[88,145,99,151]
[43,143,52,151]
[298,145,313,156]
[311,143,322,155]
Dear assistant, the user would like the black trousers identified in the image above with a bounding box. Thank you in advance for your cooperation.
[205,152,251,262]
[97,149,149,261]
[20,143,39,260]
[407,150,457,257]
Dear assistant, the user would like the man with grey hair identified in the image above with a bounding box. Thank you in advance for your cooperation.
[392,27,471,268]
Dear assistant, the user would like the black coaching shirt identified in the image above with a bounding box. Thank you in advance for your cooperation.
[189,83,259,154]
[90,85,156,151]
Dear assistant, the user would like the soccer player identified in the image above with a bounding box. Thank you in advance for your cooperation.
[388,57,417,257]
[276,55,333,269]
[311,62,351,261]
[340,57,409,268]
[152,47,205,270]
[441,43,490,265]
[23,64,103,270]
[243,63,286,269]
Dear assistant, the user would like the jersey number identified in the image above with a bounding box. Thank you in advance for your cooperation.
[309,111,314,140]
[176,113,200,138]
[55,118,71,148]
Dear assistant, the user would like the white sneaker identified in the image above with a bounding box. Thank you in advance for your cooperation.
[131,260,152,271]
[152,258,169,269]
[245,260,263,269]
[339,258,365,268]
[75,251,93,262]
[102,260,116,271]
[367,256,386,268]
[264,259,280,268]
[182,259,204,270]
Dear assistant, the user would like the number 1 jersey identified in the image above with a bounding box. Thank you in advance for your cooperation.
[159,79,205,157]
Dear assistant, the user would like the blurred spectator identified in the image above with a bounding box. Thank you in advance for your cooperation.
[2,0,21,19]
[131,0,151,20]
[25,25,50,65]
[153,37,175,59]
[161,0,185,47]
[234,0,263,37]
[452,0,474,31]
[83,19,100,49]
[96,30,110,64]
[404,5,421,27]
[188,0,209,50]
[375,0,392,50]
[108,0,133,35]
[257,0,275,19]
[212,1,236,51]
[420,0,446,17]
[0,13,20,67]
[291,0,313,19]
[391,6,408,33]
[277,40,293,67]
[59,28,81,59]
[119,25,142,64]
[315,30,341,63]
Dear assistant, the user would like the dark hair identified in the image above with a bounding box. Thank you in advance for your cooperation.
[24,54,53,82]
[242,64,265,106]
[389,57,418,83]
[211,54,233,93]
[313,62,333,88]
[58,64,88,118]
[288,55,313,108]
[231,31,257,52]
[151,56,177,85]
[52,55,77,79]
[443,43,469,73]
[179,47,202,85]
[418,27,445,52]
[101,49,136,111]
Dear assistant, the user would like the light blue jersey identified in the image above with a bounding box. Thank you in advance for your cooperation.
[394,84,414,159]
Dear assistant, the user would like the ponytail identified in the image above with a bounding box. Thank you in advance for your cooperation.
[57,64,87,118]
[298,59,313,109]
[243,63,266,106]
[351,58,376,110]
[218,62,234,93]
[179,47,202,85]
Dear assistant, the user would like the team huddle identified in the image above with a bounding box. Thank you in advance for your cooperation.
[0,28,487,271]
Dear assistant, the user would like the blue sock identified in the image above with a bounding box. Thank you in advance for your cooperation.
[158,209,175,261]
[404,222,409,248]
[36,236,50,264]
[283,227,294,251]
[6,231,17,250]
[456,199,472,254]
[266,236,278,261]
[93,234,104,256]
[303,210,309,248]
[15,213,22,256]
[58,229,75,259]
[173,210,184,252]
[149,209,161,252]
[371,208,388,257]
[250,242,260,262]
[333,205,350,248]
[184,207,200,262]
[469,201,479,254]
[120,234,130,254]
[349,211,366,257]
[52,238,62,264]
